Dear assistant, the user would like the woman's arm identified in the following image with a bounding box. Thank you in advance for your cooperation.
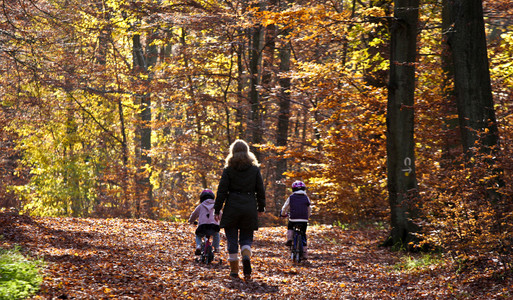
[255,168,266,212]
[214,168,229,215]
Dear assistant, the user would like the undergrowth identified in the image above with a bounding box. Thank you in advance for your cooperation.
[0,246,44,300]
[394,253,445,272]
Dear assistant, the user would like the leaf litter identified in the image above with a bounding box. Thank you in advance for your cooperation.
[1,212,511,299]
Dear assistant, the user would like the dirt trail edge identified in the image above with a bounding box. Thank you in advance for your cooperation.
[1,212,510,299]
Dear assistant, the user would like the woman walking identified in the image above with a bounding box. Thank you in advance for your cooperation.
[214,139,266,280]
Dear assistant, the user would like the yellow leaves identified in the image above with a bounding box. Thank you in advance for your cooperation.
[257,5,327,28]
[260,13,278,27]
[361,7,387,18]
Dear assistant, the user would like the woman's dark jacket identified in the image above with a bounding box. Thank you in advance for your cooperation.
[214,165,266,230]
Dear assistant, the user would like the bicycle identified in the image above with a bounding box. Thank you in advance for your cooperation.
[197,233,216,264]
[280,212,306,263]
[290,223,305,263]
[191,221,221,265]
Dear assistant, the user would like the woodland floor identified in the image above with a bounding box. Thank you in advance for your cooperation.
[1,212,512,299]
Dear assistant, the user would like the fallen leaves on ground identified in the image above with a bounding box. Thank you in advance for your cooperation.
[1,212,511,299]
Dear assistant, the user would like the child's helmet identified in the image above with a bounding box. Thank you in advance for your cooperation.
[291,180,306,191]
[200,189,215,202]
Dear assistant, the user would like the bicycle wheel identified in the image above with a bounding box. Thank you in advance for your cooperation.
[206,245,214,264]
[200,242,206,263]
[293,233,301,263]
[297,236,304,263]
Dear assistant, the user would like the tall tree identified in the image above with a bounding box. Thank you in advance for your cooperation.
[445,0,504,239]
[385,0,420,248]
[275,0,292,212]
[446,0,500,158]
[440,0,461,163]
[248,1,265,159]
[132,29,157,219]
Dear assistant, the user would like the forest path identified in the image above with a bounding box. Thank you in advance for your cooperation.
[1,212,509,299]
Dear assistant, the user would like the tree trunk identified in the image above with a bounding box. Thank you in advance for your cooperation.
[235,33,245,142]
[440,0,461,163]
[133,32,155,219]
[447,0,499,157]
[275,37,291,213]
[249,18,264,158]
[117,98,130,213]
[446,0,503,202]
[385,0,420,249]
[65,94,82,217]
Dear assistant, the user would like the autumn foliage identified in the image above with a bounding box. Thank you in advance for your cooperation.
[0,0,512,276]
[1,212,512,299]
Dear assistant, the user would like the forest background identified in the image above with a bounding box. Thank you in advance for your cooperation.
[1,0,512,272]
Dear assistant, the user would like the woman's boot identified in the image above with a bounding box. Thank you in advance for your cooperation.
[228,254,239,278]
[241,246,252,280]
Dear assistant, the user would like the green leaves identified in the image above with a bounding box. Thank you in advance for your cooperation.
[0,246,44,300]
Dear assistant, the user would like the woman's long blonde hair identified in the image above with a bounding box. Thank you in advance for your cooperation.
[225,139,260,170]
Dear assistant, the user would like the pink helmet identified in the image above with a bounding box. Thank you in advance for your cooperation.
[291,180,306,190]
[200,189,215,202]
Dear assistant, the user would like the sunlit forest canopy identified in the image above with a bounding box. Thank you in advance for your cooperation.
[1,0,512,258]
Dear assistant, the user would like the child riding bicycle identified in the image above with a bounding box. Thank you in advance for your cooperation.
[188,189,221,255]
[280,180,311,259]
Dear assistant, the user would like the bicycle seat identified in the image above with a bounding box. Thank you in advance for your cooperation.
[203,229,217,237]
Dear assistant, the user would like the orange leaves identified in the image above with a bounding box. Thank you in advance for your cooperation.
[1,213,512,298]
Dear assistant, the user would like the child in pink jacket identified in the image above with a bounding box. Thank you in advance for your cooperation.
[188,189,221,254]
